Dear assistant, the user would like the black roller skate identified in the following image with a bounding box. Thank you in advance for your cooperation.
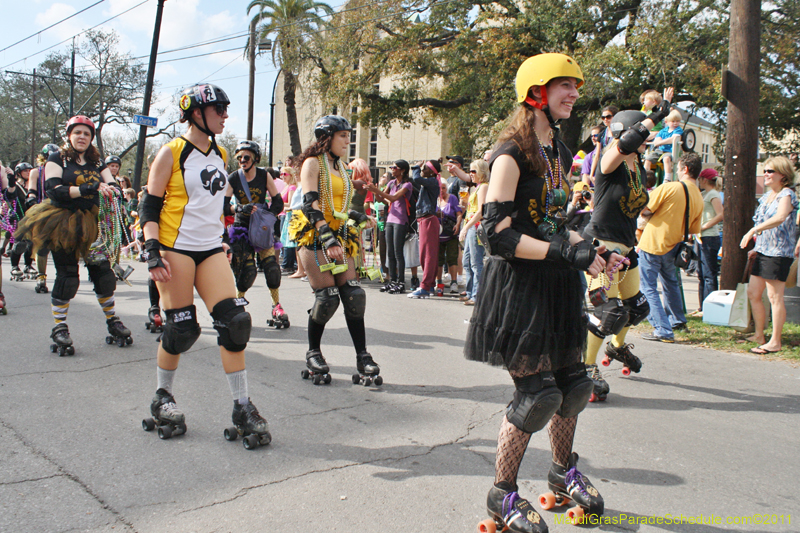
[379,280,394,292]
[587,364,609,402]
[602,342,642,376]
[142,388,187,439]
[352,351,382,386]
[388,281,405,294]
[224,399,272,450]
[34,274,49,293]
[49,324,75,356]
[105,316,133,347]
[539,452,604,524]
[301,349,331,385]
[10,267,24,282]
[267,303,290,329]
[0,291,7,315]
[478,482,548,533]
[145,305,164,333]
[24,266,38,280]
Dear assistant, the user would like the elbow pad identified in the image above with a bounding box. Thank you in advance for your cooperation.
[618,122,650,155]
[482,201,522,260]
[45,177,72,203]
[302,191,326,226]
[269,193,284,215]
[139,191,165,227]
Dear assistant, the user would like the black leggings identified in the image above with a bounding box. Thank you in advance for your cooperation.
[385,222,408,283]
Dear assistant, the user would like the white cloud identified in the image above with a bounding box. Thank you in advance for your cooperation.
[34,3,84,41]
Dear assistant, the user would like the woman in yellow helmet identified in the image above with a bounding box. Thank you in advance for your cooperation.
[465,54,623,532]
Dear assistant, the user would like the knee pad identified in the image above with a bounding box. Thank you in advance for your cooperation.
[623,291,649,326]
[506,372,563,433]
[211,298,252,352]
[236,259,258,293]
[52,264,80,300]
[12,240,31,255]
[310,287,340,325]
[339,279,366,319]
[161,305,202,355]
[587,298,629,338]
[262,254,281,289]
[554,363,593,418]
[87,261,117,295]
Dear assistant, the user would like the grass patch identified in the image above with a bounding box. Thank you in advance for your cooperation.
[629,318,800,363]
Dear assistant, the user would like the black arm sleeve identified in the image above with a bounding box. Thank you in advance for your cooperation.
[268,193,284,215]
[482,201,523,260]
[223,197,234,217]
[45,177,72,203]
[138,191,164,227]
[302,191,326,226]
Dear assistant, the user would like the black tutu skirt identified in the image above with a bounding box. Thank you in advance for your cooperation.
[465,256,586,374]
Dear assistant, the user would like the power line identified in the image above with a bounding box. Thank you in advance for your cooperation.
[0,0,107,54]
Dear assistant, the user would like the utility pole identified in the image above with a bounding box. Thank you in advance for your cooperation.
[69,38,76,117]
[31,69,37,163]
[720,0,761,290]
[268,69,281,168]
[247,18,256,140]
[133,0,167,191]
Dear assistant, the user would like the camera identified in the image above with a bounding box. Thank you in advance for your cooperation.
[581,190,592,201]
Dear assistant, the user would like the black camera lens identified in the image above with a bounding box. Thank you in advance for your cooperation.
[581,191,592,200]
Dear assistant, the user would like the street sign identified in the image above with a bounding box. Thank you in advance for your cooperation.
[133,114,158,128]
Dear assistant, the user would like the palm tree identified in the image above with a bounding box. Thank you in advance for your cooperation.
[247,0,334,157]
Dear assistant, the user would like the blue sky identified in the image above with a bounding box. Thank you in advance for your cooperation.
[1,0,343,143]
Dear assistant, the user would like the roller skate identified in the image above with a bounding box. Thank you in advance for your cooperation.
[267,303,290,329]
[352,351,382,386]
[388,281,405,294]
[24,266,38,280]
[49,324,75,356]
[301,349,331,385]
[34,274,49,293]
[539,452,604,524]
[142,388,187,439]
[0,291,7,315]
[105,316,133,347]
[224,399,272,450]
[10,267,24,282]
[113,264,134,286]
[145,305,164,333]
[602,342,642,376]
[587,364,609,402]
[478,482,548,533]
[379,280,394,292]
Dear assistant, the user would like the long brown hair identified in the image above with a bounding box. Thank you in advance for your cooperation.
[495,104,546,176]
[60,142,101,167]
[294,137,333,170]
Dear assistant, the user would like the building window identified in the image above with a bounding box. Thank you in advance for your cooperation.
[349,106,358,161]
[701,143,710,163]
[369,126,378,169]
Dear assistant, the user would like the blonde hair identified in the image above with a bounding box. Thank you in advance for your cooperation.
[639,89,662,105]
[280,166,297,185]
[665,110,682,123]
[348,158,371,182]
[470,159,490,184]
[765,156,796,188]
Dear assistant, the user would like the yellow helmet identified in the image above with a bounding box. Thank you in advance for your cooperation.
[515,53,584,105]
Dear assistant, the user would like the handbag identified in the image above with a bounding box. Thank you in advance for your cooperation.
[674,182,697,269]
[403,230,421,268]
[237,170,276,251]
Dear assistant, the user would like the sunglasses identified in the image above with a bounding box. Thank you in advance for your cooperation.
[591,134,599,138]
[389,165,398,170]
[280,172,291,176]
[469,169,477,174]
[764,169,776,174]
[237,155,251,163]
[214,103,228,116]
[601,115,613,119]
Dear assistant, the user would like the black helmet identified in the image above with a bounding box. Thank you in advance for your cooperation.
[41,143,60,157]
[609,110,647,139]
[15,162,33,175]
[105,155,122,166]
[314,115,352,140]
[235,140,261,163]
[178,83,230,119]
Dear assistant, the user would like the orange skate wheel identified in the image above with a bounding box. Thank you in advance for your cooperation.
[478,518,497,533]
[539,492,557,510]
[621,367,631,376]
[601,357,611,367]
[589,393,598,403]
[566,505,585,525]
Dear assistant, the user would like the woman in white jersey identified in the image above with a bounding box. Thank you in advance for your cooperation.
[138,83,271,449]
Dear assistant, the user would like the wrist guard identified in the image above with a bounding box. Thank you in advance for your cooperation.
[482,201,523,259]
[348,210,369,226]
[235,203,252,214]
[269,193,284,215]
[139,192,164,227]
[618,122,650,155]
[79,181,101,197]
[546,235,596,271]
[223,200,233,217]
[302,191,326,226]
[144,239,166,271]
[648,99,672,125]
[317,224,340,251]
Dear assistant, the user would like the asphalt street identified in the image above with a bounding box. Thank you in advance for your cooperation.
[1,256,798,533]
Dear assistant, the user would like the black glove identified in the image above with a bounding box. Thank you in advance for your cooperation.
[546,235,597,271]
[618,122,650,155]
[317,223,340,251]
[648,99,672,125]
[144,239,166,271]
[235,203,252,214]
[79,180,101,197]
[8,175,17,188]
[26,191,37,209]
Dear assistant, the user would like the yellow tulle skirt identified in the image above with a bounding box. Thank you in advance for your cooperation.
[15,201,99,260]
[288,210,360,257]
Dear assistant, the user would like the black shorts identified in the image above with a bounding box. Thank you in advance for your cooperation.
[162,246,225,266]
[751,253,793,282]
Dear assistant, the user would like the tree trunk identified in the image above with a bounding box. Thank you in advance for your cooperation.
[559,112,583,157]
[283,71,303,157]
[720,0,761,290]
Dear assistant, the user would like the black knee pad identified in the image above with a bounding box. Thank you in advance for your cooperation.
[310,287,340,325]
[87,261,117,295]
[554,363,593,418]
[161,305,202,355]
[339,279,366,319]
[587,298,629,338]
[12,240,31,255]
[506,372,563,433]
[262,254,281,289]
[623,291,649,326]
[211,297,251,352]
[52,264,80,300]
[236,259,258,293]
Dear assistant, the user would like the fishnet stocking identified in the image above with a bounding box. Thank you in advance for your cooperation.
[494,415,532,488]
[547,413,578,467]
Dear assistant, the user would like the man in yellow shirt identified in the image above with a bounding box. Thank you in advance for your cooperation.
[638,153,704,341]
